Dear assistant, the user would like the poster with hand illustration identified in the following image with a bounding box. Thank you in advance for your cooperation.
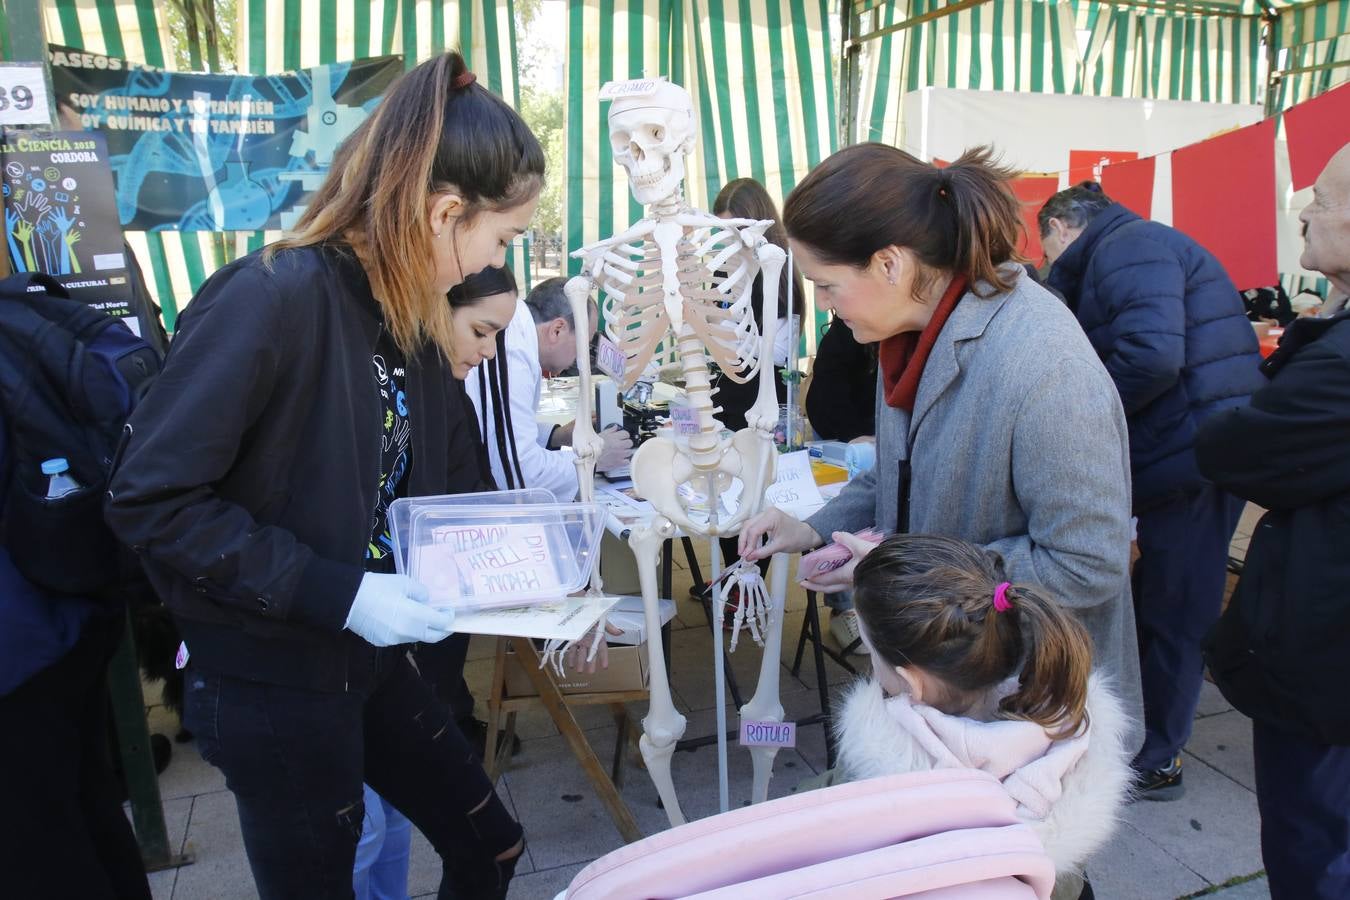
[2,129,134,322]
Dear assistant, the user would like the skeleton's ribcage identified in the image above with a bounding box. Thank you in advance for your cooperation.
[597,227,762,391]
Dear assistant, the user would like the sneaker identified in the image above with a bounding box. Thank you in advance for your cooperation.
[828,610,868,656]
[1133,754,1184,801]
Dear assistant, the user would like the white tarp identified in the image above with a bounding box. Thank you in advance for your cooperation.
[900,88,1313,279]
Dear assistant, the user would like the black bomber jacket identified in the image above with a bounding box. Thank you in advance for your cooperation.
[106,244,492,691]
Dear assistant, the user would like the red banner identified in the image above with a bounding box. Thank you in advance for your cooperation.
[1171,119,1278,291]
[1069,150,1139,186]
[1099,155,1156,220]
[1010,175,1061,262]
[1282,82,1350,191]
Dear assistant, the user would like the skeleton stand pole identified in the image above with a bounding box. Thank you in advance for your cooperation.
[707,511,729,814]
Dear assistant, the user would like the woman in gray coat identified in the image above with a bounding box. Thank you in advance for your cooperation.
[740,145,1144,755]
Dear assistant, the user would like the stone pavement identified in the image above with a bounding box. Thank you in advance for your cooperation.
[128,506,1271,900]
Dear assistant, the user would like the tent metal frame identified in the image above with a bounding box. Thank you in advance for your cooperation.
[837,0,1346,144]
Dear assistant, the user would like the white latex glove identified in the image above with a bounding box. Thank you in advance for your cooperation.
[596,425,635,472]
[344,573,456,647]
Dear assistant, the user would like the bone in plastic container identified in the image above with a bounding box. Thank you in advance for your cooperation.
[391,494,605,611]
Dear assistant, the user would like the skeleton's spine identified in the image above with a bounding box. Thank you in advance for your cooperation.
[676,324,723,470]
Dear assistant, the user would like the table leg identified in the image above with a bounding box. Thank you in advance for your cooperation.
[510,637,642,843]
[485,637,510,782]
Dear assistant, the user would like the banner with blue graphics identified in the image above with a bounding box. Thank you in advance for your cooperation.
[48,47,400,232]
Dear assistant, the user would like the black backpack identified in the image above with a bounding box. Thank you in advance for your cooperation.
[0,272,162,595]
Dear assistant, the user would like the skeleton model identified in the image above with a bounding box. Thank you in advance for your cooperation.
[564,79,789,827]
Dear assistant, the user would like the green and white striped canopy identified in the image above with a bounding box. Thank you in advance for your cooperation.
[12,0,1350,328]
[563,0,838,354]
[854,0,1268,151]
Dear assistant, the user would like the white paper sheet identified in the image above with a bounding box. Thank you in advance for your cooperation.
[449,595,622,640]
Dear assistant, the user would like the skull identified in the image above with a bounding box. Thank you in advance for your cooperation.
[608,81,697,207]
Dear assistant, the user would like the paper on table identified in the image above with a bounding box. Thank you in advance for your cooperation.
[597,485,653,526]
[449,594,622,640]
[763,450,824,514]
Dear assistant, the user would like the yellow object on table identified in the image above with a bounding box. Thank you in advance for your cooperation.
[810,459,850,485]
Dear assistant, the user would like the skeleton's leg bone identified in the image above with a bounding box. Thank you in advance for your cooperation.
[629,521,688,826]
[740,552,790,805]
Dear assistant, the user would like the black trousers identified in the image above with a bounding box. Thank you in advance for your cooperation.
[1132,484,1244,769]
[414,632,476,720]
[183,649,521,900]
[0,611,152,900]
[1253,721,1350,899]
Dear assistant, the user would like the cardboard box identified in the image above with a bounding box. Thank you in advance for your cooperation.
[605,595,677,646]
[504,641,650,697]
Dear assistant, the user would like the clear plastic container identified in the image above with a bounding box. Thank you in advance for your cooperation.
[389,488,555,575]
[397,499,605,611]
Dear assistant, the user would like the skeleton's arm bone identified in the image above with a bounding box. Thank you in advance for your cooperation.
[571,219,659,265]
[745,240,787,435]
[564,275,607,509]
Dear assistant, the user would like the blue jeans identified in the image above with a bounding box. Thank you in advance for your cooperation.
[184,649,521,900]
[354,785,412,900]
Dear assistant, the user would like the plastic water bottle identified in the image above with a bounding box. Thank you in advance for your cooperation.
[845,442,877,479]
[42,458,82,499]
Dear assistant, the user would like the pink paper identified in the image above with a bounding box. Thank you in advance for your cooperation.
[796,528,883,583]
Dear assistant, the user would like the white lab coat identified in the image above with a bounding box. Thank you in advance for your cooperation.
[465,299,578,500]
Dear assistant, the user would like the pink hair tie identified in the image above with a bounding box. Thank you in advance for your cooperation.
[452,70,477,89]
[992,582,1013,612]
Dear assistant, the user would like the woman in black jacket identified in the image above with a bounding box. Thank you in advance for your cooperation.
[106,53,538,899]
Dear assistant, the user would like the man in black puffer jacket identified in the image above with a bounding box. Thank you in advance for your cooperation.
[1196,143,1350,900]
[1041,184,1264,799]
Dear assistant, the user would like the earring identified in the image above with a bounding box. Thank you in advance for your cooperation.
[887,276,896,285]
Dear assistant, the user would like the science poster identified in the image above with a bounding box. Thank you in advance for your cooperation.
[2,129,136,322]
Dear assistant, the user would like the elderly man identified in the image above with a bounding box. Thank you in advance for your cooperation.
[1040,183,1264,799]
[1196,143,1350,900]
[466,276,632,500]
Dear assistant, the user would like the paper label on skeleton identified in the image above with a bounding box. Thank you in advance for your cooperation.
[740,719,797,748]
[599,79,662,100]
[596,336,626,380]
[670,404,700,436]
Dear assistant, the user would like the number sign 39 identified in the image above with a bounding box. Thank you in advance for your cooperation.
[0,64,52,126]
